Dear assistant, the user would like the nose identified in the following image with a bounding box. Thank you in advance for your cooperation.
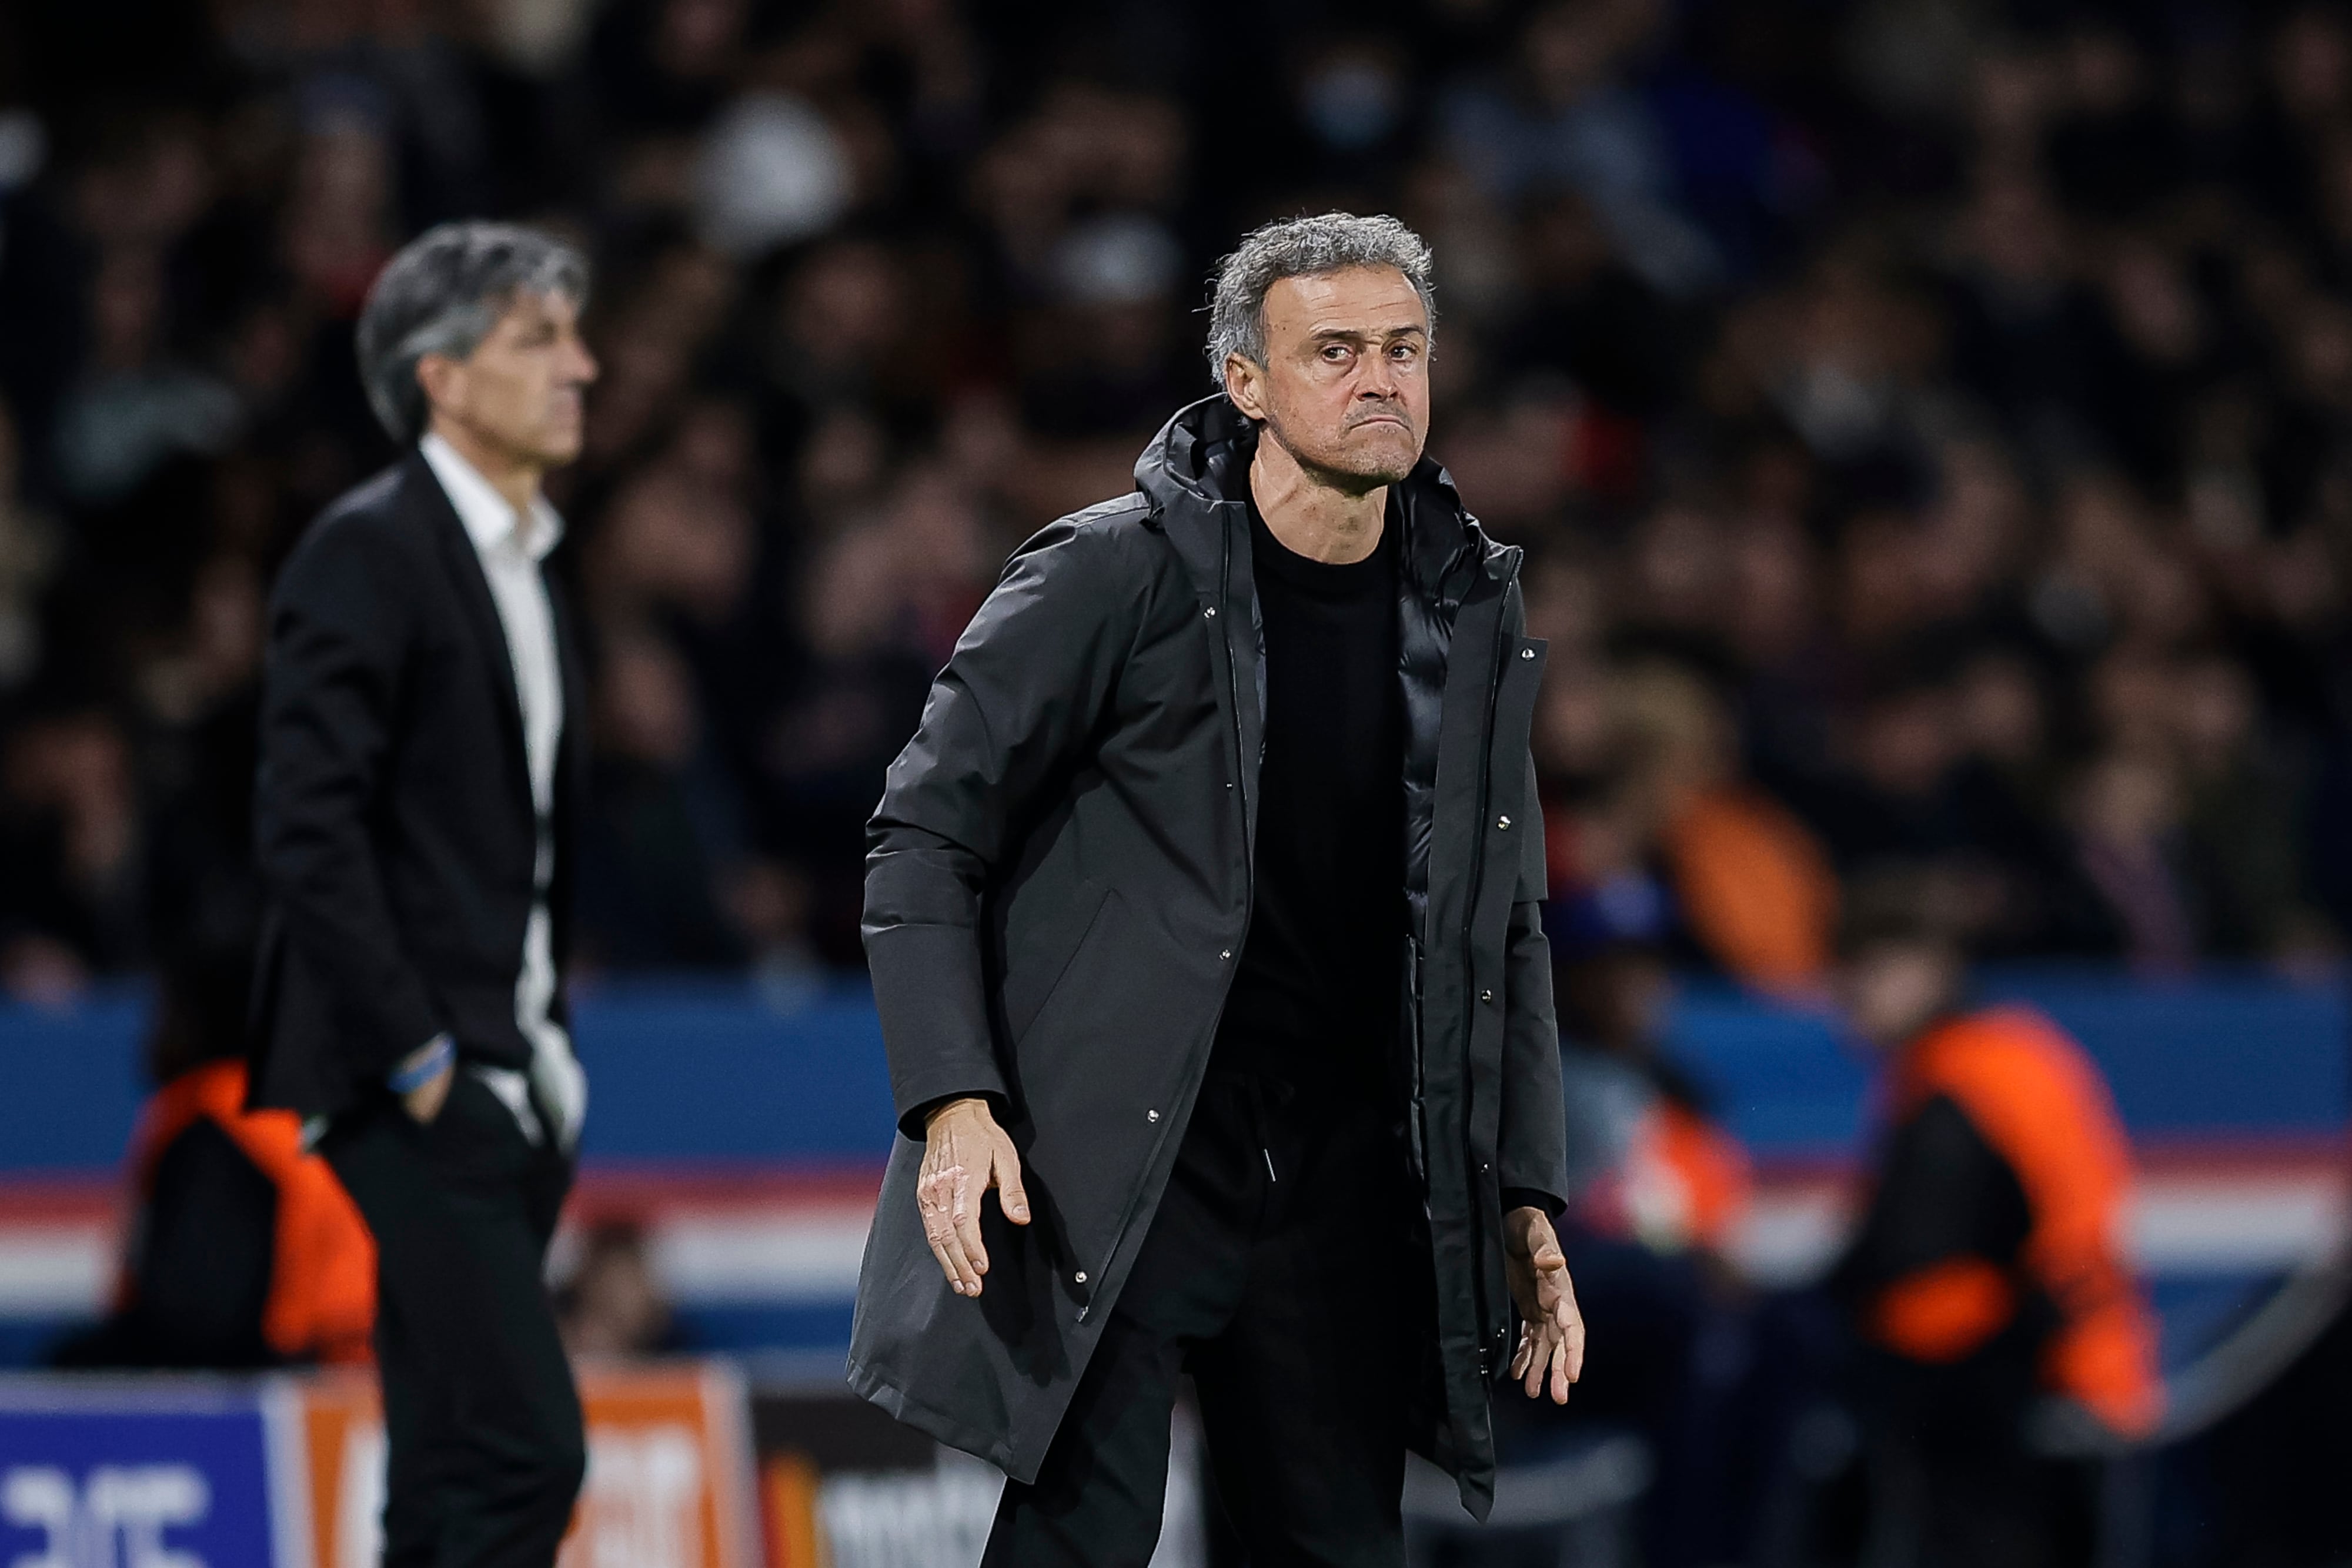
[1357,350,1401,400]
[564,333,600,386]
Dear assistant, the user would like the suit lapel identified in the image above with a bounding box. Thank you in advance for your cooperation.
[402,453,534,821]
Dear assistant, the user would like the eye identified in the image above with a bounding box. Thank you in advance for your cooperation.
[1322,343,1352,362]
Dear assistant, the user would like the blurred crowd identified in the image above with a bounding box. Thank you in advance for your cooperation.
[6,0,2352,1007]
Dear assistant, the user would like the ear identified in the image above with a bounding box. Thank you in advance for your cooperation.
[414,352,463,419]
[1222,352,1268,420]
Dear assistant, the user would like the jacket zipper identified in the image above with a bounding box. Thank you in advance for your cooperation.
[1084,504,1257,1320]
[1406,933,1428,1188]
[1457,555,1518,1370]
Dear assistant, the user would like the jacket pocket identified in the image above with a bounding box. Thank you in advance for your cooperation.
[1005,888,1184,1290]
[1002,881,1113,1047]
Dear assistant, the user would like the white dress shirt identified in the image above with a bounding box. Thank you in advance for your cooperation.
[419,432,587,1151]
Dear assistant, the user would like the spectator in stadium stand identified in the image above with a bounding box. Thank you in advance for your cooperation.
[555,1219,684,1359]
[1548,892,1751,1267]
[1539,884,1755,1568]
[249,223,597,1568]
[1831,880,2162,1567]
[851,213,1580,1564]
[54,961,375,1370]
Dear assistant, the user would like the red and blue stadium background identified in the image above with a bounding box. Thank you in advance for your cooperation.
[1,969,2344,1380]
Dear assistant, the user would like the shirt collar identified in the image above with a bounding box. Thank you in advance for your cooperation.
[419,432,566,562]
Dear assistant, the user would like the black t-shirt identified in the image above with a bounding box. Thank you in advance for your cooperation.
[1213,498,1405,1088]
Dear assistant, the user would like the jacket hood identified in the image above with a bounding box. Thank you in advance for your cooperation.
[1133,395,1496,595]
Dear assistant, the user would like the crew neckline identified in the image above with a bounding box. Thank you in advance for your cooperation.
[1247,496,1396,598]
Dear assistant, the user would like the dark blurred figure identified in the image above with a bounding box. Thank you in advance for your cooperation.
[1551,896,1751,1265]
[556,1219,683,1359]
[576,628,747,968]
[54,961,376,1370]
[1830,884,2161,1568]
[1531,886,1755,1568]
[1613,660,1840,997]
[0,706,144,999]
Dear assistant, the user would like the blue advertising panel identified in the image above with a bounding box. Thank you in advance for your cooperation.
[0,1382,294,1568]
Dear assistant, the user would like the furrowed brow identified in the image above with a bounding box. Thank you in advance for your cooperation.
[1304,322,1429,345]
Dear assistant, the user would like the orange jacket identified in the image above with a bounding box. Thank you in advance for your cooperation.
[1661,787,1838,995]
[1867,1007,2162,1438]
[1581,1098,1753,1256]
[121,1059,376,1364]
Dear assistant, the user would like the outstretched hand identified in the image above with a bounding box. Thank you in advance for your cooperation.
[1503,1205,1585,1404]
[918,1097,1031,1297]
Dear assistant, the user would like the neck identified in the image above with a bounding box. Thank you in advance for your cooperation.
[1247,427,1388,564]
[429,414,543,516]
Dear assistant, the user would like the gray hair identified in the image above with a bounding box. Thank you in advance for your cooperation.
[354,222,589,444]
[1204,212,1436,385]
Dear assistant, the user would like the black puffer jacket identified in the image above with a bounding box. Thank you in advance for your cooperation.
[848,396,1566,1517]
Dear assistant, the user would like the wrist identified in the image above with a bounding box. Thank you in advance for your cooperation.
[923,1095,991,1130]
[389,1034,455,1095]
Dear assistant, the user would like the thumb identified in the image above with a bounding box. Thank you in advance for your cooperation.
[993,1141,1031,1224]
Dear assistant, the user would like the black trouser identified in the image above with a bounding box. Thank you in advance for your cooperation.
[1855,1336,2095,1568]
[985,1070,1426,1568]
[323,1069,584,1568]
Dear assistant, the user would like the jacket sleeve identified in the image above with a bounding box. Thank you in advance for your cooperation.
[1497,894,1568,1209]
[1833,1094,2034,1362]
[254,517,443,1077]
[1498,601,1568,1212]
[863,519,1138,1138]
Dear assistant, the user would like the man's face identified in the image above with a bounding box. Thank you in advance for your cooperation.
[422,289,598,469]
[1224,265,1431,490]
[1836,942,1958,1053]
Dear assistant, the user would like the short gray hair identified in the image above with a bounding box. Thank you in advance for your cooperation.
[355,222,589,444]
[1204,212,1436,385]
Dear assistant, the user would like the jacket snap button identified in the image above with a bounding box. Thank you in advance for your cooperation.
[1220,949,1232,959]
[1479,988,1494,1002]
[1074,1271,1088,1285]
[1496,815,1511,830]
[1147,1109,1160,1122]
[1204,606,1217,617]
[1520,647,1535,660]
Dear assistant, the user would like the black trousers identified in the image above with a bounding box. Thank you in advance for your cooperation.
[985,1071,1426,1568]
[323,1071,584,1568]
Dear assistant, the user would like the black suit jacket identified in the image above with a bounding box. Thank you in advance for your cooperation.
[248,452,588,1118]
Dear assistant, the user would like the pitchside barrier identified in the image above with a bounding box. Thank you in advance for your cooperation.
[1,969,2341,1367]
[0,970,2343,1566]
[0,1362,759,1568]
[0,1363,1204,1568]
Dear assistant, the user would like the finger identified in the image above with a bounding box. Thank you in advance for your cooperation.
[918,1179,975,1293]
[927,1230,967,1290]
[919,1201,966,1290]
[1555,1282,1587,1383]
[1523,1324,1552,1399]
[950,1168,991,1286]
[1548,1328,1574,1405]
[920,1168,981,1294]
[1510,1325,1532,1381]
[992,1142,1031,1225]
[936,1202,979,1294]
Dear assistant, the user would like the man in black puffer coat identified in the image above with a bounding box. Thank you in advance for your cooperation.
[850,213,1581,1566]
